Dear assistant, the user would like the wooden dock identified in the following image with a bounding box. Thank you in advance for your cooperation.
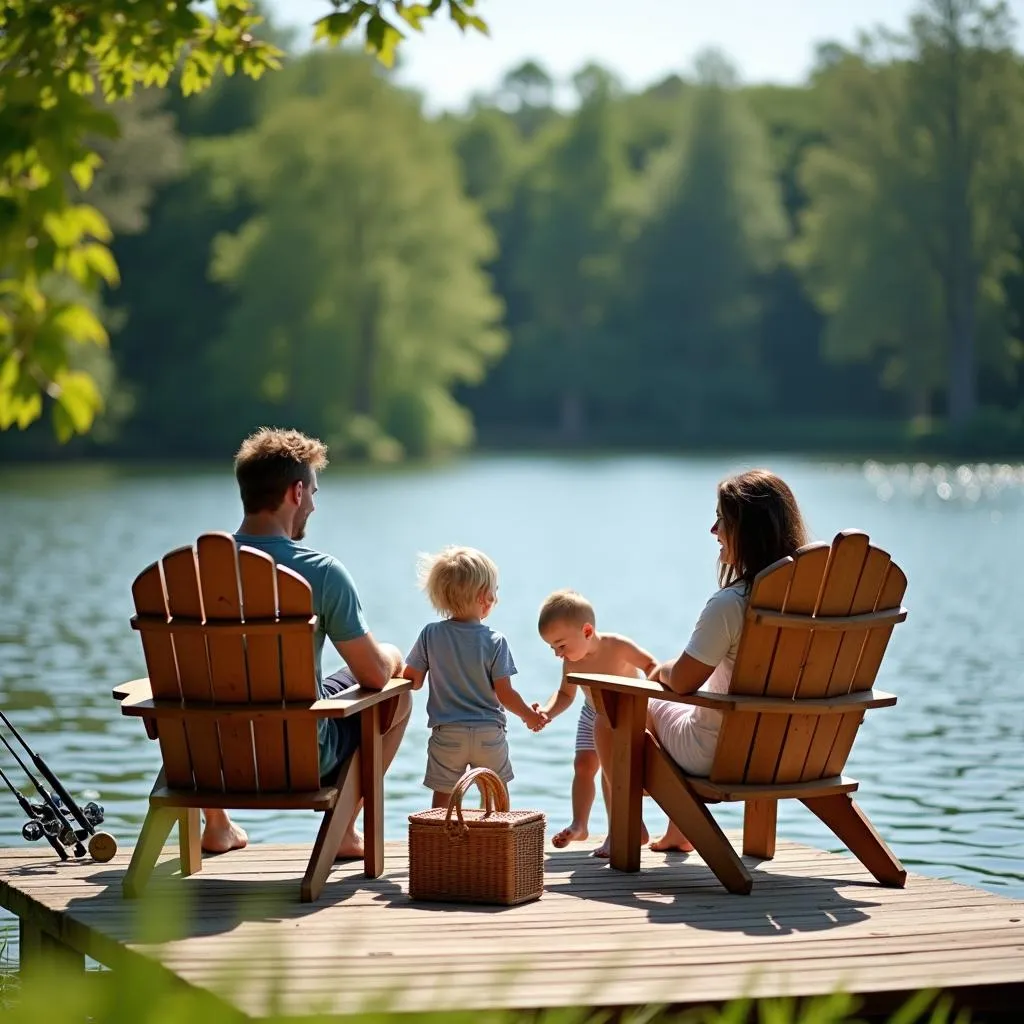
[2,836,1022,1018]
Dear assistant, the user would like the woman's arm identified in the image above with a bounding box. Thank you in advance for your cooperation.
[651,653,715,695]
[654,587,742,695]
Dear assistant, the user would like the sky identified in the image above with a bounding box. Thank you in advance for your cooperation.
[266,0,1024,111]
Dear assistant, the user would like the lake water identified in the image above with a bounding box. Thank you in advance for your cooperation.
[0,453,1022,931]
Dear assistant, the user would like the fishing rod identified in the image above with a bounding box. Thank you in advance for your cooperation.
[0,729,85,856]
[0,710,117,862]
[0,764,68,860]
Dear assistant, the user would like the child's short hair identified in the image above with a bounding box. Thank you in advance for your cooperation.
[418,546,499,619]
[537,589,596,632]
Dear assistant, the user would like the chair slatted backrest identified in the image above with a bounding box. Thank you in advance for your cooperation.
[709,531,907,787]
[131,532,322,794]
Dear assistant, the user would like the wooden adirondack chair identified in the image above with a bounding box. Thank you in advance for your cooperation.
[113,532,411,902]
[571,530,908,895]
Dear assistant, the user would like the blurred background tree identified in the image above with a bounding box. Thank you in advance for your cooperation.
[0,0,487,441]
[3,0,1024,462]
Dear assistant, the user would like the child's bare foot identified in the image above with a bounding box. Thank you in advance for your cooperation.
[551,823,589,849]
[201,813,248,854]
[334,827,364,861]
[649,821,695,853]
[592,823,649,858]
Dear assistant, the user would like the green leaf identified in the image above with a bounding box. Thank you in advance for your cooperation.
[42,210,83,248]
[76,204,113,242]
[313,5,368,45]
[53,368,102,438]
[81,243,120,286]
[0,355,43,430]
[364,13,403,68]
[69,152,103,192]
[53,304,108,346]
[396,3,432,32]
[0,355,18,392]
[52,400,76,442]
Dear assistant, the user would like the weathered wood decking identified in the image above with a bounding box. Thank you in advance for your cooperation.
[2,836,1022,1018]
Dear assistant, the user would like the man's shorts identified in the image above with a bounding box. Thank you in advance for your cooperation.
[424,722,514,793]
[320,667,362,780]
[575,701,598,753]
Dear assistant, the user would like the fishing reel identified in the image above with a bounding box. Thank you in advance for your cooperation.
[20,798,113,860]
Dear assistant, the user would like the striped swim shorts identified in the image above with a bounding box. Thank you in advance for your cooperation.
[575,701,598,753]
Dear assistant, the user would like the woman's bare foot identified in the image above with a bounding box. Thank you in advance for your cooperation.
[201,812,248,854]
[551,823,589,849]
[334,827,364,861]
[592,823,649,858]
[649,821,695,853]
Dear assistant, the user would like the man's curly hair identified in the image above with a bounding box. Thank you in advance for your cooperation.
[234,427,328,514]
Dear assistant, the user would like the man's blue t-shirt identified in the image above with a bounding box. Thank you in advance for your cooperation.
[234,534,368,773]
[406,620,516,729]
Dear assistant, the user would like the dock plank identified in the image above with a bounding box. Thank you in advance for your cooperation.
[2,837,1022,1018]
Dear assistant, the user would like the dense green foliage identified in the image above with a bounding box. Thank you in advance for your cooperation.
[3,0,1024,460]
[0,0,486,441]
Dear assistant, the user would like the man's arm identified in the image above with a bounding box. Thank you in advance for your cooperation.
[334,634,403,690]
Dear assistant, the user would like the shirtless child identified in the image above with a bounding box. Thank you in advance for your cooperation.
[537,589,658,858]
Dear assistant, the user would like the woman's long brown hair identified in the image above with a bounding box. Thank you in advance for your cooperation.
[717,469,809,589]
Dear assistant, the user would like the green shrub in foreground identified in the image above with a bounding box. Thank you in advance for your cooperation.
[1,949,972,1024]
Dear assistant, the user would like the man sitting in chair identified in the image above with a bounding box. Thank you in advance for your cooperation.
[202,427,411,858]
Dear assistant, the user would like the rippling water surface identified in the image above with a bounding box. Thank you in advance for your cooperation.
[0,454,1021,911]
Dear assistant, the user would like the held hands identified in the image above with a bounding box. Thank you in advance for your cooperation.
[522,703,550,733]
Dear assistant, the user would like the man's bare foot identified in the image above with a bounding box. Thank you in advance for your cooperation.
[649,821,695,853]
[551,823,589,849]
[334,828,364,861]
[592,823,649,858]
[201,816,248,855]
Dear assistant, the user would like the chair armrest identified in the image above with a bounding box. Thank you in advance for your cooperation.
[569,672,672,699]
[569,672,896,714]
[309,677,413,718]
[113,677,153,701]
[671,689,897,714]
[119,677,413,722]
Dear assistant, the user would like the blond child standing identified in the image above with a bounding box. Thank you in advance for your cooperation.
[536,590,657,854]
[403,546,547,808]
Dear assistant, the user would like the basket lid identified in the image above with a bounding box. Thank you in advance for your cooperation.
[408,807,545,829]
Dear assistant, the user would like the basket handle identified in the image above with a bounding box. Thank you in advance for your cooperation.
[444,767,510,836]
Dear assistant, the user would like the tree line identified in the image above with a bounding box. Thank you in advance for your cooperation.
[3,0,1024,462]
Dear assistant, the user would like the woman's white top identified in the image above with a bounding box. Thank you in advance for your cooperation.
[647,582,748,776]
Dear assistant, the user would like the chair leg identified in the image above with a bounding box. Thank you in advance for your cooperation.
[301,750,361,903]
[644,738,752,894]
[743,799,777,859]
[360,703,384,879]
[603,692,647,873]
[123,806,179,898]
[179,809,202,877]
[801,793,906,887]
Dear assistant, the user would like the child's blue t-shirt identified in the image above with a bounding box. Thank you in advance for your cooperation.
[234,533,368,774]
[406,620,516,729]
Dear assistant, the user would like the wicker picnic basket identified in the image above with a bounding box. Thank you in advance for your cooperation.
[408,767,546,906]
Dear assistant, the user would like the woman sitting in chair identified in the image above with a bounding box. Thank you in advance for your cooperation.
[594,468,810,857]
